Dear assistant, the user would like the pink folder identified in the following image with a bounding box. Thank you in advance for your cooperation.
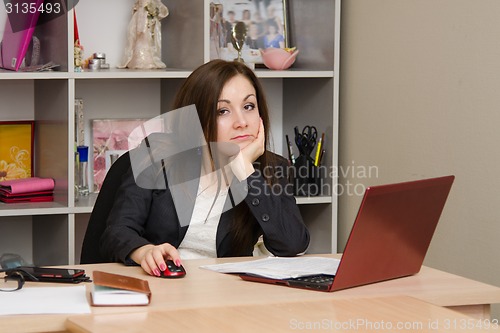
[0,192,54,203]
[0,0,44,71]
[0,177,55,194]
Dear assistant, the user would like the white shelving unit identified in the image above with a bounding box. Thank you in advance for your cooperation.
[0,0,340,265]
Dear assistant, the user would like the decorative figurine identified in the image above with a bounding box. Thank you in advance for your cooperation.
[260,47,299,70]
[74,40,84,72]
[209,2,224,59]
[120,0,169,69]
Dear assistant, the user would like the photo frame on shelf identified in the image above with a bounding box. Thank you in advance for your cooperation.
[0,121,34,180]
[92,119,145,192]
[91,118,163,192]
[209,0,289,65]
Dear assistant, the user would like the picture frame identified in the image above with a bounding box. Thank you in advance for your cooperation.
[209,0,289,65]
[91,118,163,192]
[0,121,35,180]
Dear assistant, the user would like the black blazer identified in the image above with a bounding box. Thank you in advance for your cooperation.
[100,152,310,263]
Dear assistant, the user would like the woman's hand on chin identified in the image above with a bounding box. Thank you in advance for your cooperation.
[240,118,265,171]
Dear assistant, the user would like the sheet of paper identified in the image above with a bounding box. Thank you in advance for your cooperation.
[200,256,340,279]
[0,285,91,316]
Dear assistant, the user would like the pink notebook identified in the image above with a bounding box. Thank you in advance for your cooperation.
[0,177,55,194]
[0,0,44,71]
[0,193,53,203]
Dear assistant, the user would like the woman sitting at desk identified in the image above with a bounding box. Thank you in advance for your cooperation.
[100,60,310,277]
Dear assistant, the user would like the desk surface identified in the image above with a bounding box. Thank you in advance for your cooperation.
[2,255,500,333]
[66,296,500,333]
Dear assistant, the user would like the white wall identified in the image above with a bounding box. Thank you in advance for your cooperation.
[339,0,500,318]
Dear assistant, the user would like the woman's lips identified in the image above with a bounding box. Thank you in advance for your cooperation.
[231,134,253,141]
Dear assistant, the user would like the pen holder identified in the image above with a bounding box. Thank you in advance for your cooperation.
[293,155,324,197]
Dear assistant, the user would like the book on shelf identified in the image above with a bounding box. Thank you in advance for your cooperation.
[0,177,54,203]
[90,271,151,306]
[0,177,55,194]
[0,192,54,203]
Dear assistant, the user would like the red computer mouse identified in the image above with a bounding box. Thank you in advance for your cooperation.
[159,260,186,278]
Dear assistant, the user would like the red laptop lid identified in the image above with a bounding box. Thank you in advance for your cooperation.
[331,175,454,291]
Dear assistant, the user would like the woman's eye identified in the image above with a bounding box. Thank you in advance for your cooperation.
[217,108,229,116]
[244,103,256,111]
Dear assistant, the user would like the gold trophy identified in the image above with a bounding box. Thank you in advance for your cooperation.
[231,22,247,63]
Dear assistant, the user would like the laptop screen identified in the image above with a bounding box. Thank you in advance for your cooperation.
[331,175,454,291]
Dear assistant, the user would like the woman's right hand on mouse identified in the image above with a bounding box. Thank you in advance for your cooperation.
[130,243,182,277]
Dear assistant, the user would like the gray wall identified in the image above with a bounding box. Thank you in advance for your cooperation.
[339,0,500,318]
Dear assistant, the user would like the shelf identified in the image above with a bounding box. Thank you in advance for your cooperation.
[0,202,69,216]
[0,195,334,217]
[69,194,333,214]
[0,71,69,80]
[71,68,193,80]
[72,193,97,214]
[296,196,333,205]
[255,70,335,78]
[71,69,334,79]
[0,0,340,264]
[0,69,335,80]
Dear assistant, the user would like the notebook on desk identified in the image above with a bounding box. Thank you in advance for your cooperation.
[240,175,455,292]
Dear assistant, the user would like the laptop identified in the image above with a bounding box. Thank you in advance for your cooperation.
[240,175,455,292]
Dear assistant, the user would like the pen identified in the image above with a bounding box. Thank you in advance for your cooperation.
[286,134,295,165]
[314,132,324,166]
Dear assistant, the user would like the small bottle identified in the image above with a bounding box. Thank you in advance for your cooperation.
[74,151,80,202]
[76,146,90,196]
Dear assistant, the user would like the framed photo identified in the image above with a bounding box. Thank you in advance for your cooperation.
[0,121,34,181]
[209,0,289,64]
[91,118,163,192]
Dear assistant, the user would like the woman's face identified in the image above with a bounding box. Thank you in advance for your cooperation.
[216,74,261,150]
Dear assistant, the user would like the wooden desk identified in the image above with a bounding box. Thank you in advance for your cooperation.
[65,296,500,333]
[2,256,500,333]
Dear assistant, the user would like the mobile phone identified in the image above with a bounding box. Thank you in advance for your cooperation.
[10,266,89,283]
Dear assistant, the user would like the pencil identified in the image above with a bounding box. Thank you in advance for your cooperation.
[314,132,325,166]
[318,149,326,166]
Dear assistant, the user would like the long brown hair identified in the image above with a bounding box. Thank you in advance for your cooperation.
[172,60,278,254]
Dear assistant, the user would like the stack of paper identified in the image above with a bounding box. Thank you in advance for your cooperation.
[0,177,55,203]
[0,285,91,316]
[200,257,340,279]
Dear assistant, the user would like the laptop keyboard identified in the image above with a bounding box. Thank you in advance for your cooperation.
[286,274,335,291]
[292,274,335,285]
